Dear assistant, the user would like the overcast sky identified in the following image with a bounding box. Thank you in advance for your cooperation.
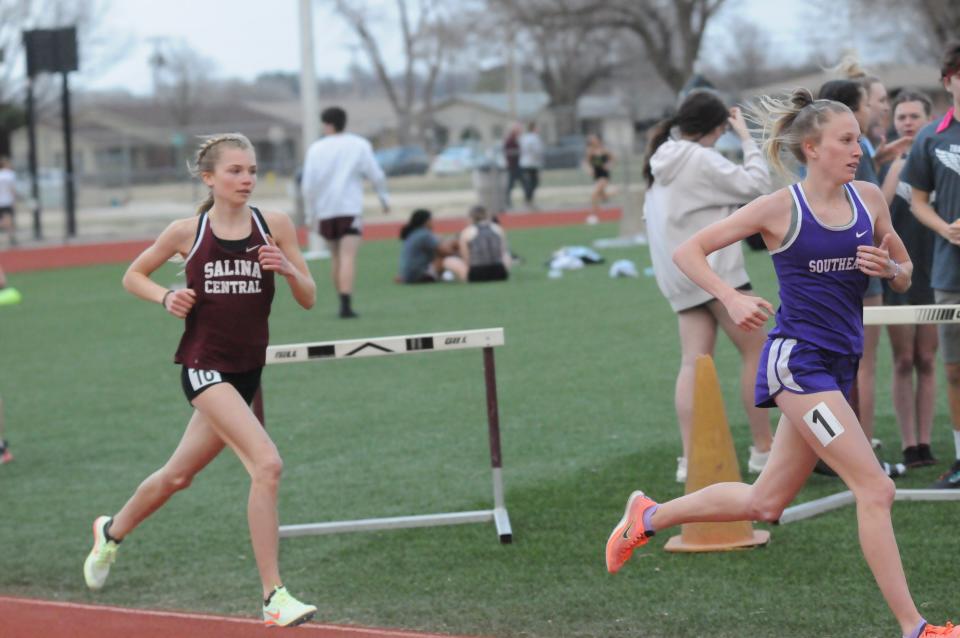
[72,0,832,95]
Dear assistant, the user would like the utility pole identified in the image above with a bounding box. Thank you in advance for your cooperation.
[506,27,517,121]
[299,0,319,158]
[298,0,327,259]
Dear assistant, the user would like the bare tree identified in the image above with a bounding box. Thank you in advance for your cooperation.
[150,39,215,130]
[148,39,215,175]
[574,0,728,93]
[699,19,773,91]
[490,0,624,136]
[841,0,960,63]
[329,0,462,145]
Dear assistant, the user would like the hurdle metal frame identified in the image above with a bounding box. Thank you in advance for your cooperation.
[260,328,512,543]
[779,305,960,524]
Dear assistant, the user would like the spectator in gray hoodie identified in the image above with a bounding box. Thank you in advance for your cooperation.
[642,89,773,483]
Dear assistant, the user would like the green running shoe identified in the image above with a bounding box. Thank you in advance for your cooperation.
[83,516,119,590]
[263,586,316,627]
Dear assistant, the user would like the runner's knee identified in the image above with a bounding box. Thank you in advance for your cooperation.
[852,476,895,510]
[253,453,283,485]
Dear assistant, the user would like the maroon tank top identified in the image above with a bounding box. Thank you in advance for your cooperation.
[174,207,275,372]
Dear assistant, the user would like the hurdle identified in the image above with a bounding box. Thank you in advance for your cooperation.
[261,327,512,544]
[779,305,960,524]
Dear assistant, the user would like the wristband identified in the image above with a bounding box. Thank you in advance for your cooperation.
[161,289,174,309]
[887,260,901,281]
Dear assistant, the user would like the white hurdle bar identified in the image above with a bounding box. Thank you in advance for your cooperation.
[779,305,960,524]
[261,328,512,544]
[780,490,960,524]
[863,304,960,325]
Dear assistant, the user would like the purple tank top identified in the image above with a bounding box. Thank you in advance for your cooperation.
[768,183,872,356]
[174,208,275,371]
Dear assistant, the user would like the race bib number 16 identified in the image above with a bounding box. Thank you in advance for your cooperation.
[187,368,222,391]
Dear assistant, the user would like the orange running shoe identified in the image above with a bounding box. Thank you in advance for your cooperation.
[605,490,658,574]
[919,621,960,637]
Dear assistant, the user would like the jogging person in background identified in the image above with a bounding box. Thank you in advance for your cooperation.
[642,89,773,483]
[607,89,960,638]
[879,90,939,468]
[902,41,960,489]
[83,133,318,627]
[301,106,390,318]
[585,134,613,215]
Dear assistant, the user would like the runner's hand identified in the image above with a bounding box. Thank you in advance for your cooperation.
[164,288,196,319]
[856,234,895,277]
[724,291,774,331]
[258,235,295,277]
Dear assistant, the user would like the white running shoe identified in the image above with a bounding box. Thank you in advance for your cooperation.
[263,586,317,627]
[748,446,770,474]
[83,516,119,590]
[675,456,687,483]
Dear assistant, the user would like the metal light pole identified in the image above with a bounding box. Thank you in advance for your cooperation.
[298,0,327,259]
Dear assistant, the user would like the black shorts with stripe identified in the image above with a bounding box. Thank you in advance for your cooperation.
[180,366,263,405]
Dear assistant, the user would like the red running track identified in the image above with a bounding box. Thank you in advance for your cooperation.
[0,596,478,638]
[0,207,620,274]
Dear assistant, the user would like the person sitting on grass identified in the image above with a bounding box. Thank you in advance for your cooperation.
[397,208,467,283]
[458,205,511,282]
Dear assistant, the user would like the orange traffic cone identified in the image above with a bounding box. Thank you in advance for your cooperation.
[665,355,770,552]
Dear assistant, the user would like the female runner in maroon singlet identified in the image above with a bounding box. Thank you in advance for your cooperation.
[82,133,319,627]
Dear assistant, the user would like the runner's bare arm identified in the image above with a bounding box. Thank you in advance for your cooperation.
[122,218,198,317]
[261,211,316,309]
[858,182,912,293]
[673,190,788,330]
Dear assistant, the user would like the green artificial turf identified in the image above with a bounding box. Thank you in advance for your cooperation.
[0,222,956,637]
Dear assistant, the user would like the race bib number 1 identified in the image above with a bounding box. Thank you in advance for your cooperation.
[187,368,222,392]
[803,401,845,447]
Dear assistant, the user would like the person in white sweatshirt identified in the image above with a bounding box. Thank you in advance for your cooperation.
[642,89,773,482]
[301,107,390,318]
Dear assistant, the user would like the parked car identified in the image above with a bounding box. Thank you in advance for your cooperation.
[543,135,587,170]
[430,145,484,176]
[374,145,431,176]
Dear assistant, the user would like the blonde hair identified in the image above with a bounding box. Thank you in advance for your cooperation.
[833,51,881,91]
[188,133,254,215]
[747,88,852,177]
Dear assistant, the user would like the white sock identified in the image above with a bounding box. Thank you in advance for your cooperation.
[954,429,960,460]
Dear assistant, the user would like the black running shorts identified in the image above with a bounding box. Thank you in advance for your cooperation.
[319,215,362,241]
[180,366,263,405]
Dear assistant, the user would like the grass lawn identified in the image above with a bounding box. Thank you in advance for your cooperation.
[0,221,956,638]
